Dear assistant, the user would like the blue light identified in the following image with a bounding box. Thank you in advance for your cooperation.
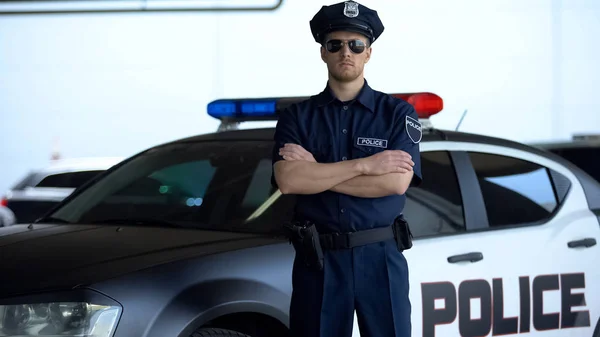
[207,99,278,119]
[241,101,276,114]
[207,101,236,116]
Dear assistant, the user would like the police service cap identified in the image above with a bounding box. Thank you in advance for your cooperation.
[309,1,384,44]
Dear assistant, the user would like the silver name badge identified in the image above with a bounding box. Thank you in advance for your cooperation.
[357,137,388,148]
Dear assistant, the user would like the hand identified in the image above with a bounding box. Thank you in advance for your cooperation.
[279,143,317,163]
[359,150,414,175]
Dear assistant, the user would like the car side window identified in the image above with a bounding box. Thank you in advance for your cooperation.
[404,151,465,238]
[467,152,569,227]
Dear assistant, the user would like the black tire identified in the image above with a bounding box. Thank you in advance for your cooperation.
[191,328,251,337]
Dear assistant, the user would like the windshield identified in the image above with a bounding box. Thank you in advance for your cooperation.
[47,140,296,234]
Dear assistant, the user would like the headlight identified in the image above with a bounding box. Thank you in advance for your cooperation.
[0,302,120,337]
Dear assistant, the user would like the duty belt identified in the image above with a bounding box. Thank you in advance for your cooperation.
[319,225,395,250]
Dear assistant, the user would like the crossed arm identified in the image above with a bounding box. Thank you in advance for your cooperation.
[274,143,415,198]
[330,171,413,198]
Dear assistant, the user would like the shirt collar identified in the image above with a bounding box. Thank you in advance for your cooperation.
[314,79,375,113]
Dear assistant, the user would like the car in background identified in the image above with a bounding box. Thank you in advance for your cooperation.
[0,205,15,227]
[1,157,124,225]
[0,93,598,337]
[533,134,600,183]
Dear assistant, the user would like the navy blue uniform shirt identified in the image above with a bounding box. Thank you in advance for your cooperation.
[272,80,422,234]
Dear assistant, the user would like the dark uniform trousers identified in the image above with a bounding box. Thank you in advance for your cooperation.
[273,81,422,337]
[289,238,411,337]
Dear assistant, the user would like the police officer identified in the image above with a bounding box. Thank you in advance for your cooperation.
[272,1,423,337]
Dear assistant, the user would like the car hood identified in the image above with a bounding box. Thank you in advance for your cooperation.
[0,223,282,298]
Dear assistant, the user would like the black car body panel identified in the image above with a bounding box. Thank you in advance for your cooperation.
[0,224,285,299]
[87,241,295,337]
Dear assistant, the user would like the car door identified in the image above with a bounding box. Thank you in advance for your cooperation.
[351,140,599,337]
[350,144,515,337]
[399,143,533,337]
[348,140,599,337]
[455,144,600,337]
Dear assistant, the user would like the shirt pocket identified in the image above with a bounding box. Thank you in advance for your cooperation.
[307,141,333,163]
[351,135,388,160]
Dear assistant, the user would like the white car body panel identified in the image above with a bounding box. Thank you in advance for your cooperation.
[351,141,599,337]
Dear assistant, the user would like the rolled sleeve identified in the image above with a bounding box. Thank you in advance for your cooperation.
[389,103,423,187]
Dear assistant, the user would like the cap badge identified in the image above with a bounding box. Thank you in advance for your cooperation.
[343,1,359,18]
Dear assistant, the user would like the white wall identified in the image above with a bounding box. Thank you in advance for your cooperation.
[0,0,599,193]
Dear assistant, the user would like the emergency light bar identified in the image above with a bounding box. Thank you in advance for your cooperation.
[207,92,443,132]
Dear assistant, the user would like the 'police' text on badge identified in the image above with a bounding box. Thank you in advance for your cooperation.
[357,137,388,149]
[406,116,422,144]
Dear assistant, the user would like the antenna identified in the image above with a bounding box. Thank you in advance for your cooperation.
[455,109,468,131]
[51,136,61,161]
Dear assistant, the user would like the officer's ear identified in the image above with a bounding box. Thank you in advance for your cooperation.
[364,46,372,64]
[320,45,327,62]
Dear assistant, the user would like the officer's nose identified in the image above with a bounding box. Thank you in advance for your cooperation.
[340,44,352,57]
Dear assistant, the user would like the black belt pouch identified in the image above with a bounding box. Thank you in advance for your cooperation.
[392,216,413,251]
[283,221,324,271]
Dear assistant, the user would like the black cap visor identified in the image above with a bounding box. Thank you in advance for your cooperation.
[318,21,374,44]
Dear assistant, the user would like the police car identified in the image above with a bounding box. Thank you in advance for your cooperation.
[0,92,598,337]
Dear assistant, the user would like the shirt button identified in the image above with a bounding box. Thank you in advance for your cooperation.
[340,208,345,213]
[342,156,347,161]
[343,106,348,110]
[342,129,347,134]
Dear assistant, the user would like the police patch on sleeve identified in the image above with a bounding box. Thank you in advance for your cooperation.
[406,116,422,144]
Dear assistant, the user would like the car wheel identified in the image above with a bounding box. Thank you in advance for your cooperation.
[191,328,251,337]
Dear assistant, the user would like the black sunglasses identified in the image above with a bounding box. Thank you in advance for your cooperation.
[325,39,367,54]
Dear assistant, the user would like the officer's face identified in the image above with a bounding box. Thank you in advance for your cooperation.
[321,31,371,83]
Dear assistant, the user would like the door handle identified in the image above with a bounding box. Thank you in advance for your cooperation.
[567,238,597,248]
[447,252,483,263]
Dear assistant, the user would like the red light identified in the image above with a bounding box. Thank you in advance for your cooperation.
[393,92,443,119]
[0,197,7,207]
